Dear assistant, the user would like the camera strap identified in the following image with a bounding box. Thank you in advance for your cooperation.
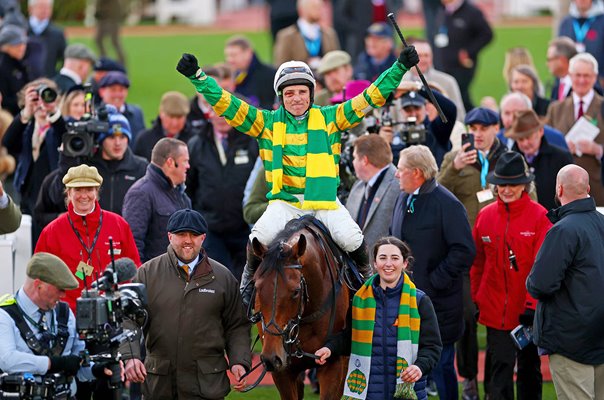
[67,210,104,264]
[1,301,70,357]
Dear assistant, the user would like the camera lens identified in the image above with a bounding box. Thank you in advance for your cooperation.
[37,85,58,103]
[69,136,86,152]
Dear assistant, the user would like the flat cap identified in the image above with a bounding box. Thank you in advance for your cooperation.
[62,164,103,188]
[99,71,130,88]
[366,22,393,38]
[318,50,351,74]
[27,253,79,290]
[0,24,27,48]
[64,43,97,63]
[465,107,499,126]
[167,209,208,235]
[94,57,126,73]
[400,91,426,108]
[160,91,190,116]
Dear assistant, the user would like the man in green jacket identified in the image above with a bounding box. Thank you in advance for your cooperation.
[177,47,419,305]
[0,179,21,234]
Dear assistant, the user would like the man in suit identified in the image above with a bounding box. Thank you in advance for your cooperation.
[346,134,400,252]
[546,37,577,102]
[273,0,340,70]
[545,52,604,205]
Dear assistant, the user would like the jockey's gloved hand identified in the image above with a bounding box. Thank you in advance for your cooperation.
[398,45,419,70]
[177,53,200,78]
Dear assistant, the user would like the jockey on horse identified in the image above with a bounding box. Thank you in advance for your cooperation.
[177,46,420,306]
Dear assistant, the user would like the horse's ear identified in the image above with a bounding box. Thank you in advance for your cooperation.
[251,237,267,258]
[294,234,307,258]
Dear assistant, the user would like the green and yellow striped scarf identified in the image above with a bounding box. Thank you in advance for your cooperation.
[271,106,338,210]
[343,273,420,400]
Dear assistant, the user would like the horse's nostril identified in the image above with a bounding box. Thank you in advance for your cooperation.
[273,356,283,369]
[261,355,274,372]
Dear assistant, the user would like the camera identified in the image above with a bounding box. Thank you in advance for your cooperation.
[75,254,147,389]
[62,107,109,158]
[0,372,70,400]
[510,324,534,350]
[36,85,58,104]
[399,117,427,145]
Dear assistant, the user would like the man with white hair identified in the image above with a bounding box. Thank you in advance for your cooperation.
[498,92,568,150]
[546,52,604,204]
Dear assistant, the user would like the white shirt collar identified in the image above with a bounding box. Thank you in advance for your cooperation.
[178,255,200,277]
[297,18,321,40]
[59,67,83,85]
[572,89,595,118]
[367,165,389,188]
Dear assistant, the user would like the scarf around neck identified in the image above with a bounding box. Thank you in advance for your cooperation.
[270,106,338,210]
[343,273,420,400]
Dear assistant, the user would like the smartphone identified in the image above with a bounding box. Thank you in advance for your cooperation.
[461,132,475,151]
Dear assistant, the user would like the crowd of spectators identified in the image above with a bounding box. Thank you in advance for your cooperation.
[1,0,604,399]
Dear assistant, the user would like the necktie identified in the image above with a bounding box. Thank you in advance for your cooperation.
[221,135,229,153]
[357,184,372,228]
[406,194,416,214]
[182,264,190,280]
[578,100,584,119]
[558,82,565,101]
[37,309,52,348]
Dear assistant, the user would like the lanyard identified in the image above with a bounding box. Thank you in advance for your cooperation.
[67,210,103,263]
[478,151,489,189]
[14,292,55,334]
[573,17,595,43]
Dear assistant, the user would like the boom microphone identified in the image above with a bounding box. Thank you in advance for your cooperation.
[91,258,137,290]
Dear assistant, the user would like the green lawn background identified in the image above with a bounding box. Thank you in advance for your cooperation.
[70,26,553,123]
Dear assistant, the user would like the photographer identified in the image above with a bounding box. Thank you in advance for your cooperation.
[2,78,64,244]
[0,252,118,397]
[378,82,456,166]
[470,152,550,400]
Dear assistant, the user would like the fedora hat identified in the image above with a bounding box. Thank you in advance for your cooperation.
[487,151,534,185]
[505,109,543,139]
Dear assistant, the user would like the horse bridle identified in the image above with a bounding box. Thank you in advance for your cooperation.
[258,264,319,360]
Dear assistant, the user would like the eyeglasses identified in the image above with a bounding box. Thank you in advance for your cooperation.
[278,66,311,78]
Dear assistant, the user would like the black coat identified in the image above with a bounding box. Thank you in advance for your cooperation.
[27,22,66,78]
[527,197,604,365]
[513,137,573,211]
[133,117,198,162]
[52,73,77,94]
[122,164,191,262]
[234,54,276,110]
[90,148,148,214]
[185,123,258,234]
[390,178,476,344]
[0,51,29,115]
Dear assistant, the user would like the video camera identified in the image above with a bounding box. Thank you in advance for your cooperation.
[376,105,427,146]
[0,373,70,400]
[75,239,147,389]
[62,86,110,158]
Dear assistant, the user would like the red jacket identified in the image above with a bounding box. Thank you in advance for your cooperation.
[35,201,141,311]
[470,192,551,330]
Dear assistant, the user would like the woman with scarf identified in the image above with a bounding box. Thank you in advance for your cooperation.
[315,236,442,400]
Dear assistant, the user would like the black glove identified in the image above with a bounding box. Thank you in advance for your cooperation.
[91,361,112,379]
[398,45,419,70]
[519,308,535,327]
[49,355,81,376]
[176,53,199,78]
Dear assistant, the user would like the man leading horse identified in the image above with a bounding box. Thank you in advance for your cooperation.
[176,45,419,306]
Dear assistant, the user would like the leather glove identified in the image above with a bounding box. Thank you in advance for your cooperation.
[91,361,112,379]
[176,53,200,78]
[519,308,535,327]
[398,45,419,70]
[49,355,81,376]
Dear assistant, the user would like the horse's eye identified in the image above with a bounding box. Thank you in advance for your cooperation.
[292,288,301,299]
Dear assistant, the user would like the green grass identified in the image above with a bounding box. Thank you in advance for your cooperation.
[224,381,559,399]
[67,25,553,122]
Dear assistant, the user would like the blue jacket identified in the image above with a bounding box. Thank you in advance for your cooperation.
[527,197,604,364]
[366,277,442,400]
[122,164,191,262]
[390,179,476,344]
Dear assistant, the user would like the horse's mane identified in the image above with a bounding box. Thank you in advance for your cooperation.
[257,216,316,277]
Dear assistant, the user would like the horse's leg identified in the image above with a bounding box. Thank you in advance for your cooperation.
[271,369,303,400]
[316,356,349,400]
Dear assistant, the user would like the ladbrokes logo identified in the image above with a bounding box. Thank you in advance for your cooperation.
[199,288,215,294]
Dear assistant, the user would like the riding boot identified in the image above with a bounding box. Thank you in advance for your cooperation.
[348,241,372,281]
[240,241,262,308]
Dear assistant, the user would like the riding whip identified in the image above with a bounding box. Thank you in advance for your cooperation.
[387,12,448,123]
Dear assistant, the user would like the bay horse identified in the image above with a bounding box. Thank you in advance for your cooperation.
[250,216,351,400]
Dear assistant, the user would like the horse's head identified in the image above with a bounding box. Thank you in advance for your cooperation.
[253,233,308,372]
